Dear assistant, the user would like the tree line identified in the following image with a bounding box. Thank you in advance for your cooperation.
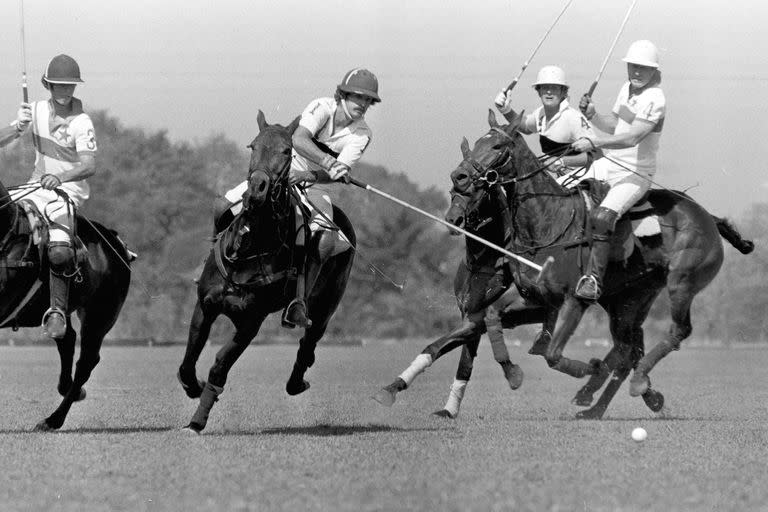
[0,110,765,344]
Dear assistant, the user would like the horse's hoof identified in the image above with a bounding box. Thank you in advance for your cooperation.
[33,419,57,432]
[502,363,524,390]
[575,407,604,420]
[181,423,203,435]
[73,388,86,402]
[177,369,205,399]
[642,389,665,412]
[432,409,457,419]
[286,379,310,396]
[571,394,593,407]
[629,373,650,397]
[372,388,397,407]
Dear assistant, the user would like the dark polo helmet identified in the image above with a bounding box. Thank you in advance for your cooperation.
[42,54,84,85]
[337,68,380,103]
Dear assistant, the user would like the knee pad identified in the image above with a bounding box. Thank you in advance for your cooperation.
[312,230,336,261]
[590,206,619,238]
[48,242,74,271]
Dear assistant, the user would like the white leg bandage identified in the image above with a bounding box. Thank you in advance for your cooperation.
[442,379,467,417]
[398,353,432,387]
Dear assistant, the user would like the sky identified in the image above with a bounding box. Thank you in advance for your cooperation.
[0,0,766,217]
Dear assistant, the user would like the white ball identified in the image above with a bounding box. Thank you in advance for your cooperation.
[631,427,647,442]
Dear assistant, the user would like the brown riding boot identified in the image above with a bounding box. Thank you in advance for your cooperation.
[42,272,70,340]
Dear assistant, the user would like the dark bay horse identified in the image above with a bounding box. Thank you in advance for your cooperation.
[383,186,556,418]
[376,109,753,418]
[177,111,356,433]
[0,180,131,430]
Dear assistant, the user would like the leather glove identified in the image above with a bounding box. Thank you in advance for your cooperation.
[579,94,595,119]
[494,89,514,114]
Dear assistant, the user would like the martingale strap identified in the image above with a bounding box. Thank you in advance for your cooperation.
[212,235,297,288]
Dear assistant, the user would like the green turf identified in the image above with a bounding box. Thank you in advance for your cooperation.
[0,340,766,511]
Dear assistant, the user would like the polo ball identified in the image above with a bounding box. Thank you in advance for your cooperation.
[631,427,647,442]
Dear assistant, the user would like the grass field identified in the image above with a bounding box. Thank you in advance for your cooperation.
[0,339,767,511]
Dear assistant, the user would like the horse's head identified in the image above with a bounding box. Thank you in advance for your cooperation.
[445,109,527,230]
[242,110,300,215]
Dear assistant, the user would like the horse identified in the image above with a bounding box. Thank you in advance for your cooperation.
[0,179,131,430]
[372,175,558,417]
[377,109,753,419]
[177,111,356,433]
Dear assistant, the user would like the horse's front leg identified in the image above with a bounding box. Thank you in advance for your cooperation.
[36,316,105,431]
[373,319,485,407]
[178,300,217,399]
[54,322,85,401]
[185,312,266,434]
[433,335,481,419]
[545,297,605,378]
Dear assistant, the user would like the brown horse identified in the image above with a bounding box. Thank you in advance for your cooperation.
[177,111,356,433]
[0,179,131,430]
[376,109,753,418]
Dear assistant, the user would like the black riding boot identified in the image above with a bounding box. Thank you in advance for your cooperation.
[575,207,618,301]
[282,230,335,329]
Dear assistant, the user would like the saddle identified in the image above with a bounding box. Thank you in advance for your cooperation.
[18,200,89,270]
[576,179,662,262]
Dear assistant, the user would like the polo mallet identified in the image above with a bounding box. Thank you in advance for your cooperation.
[19,0,29,103]
[584,0,638,98]
[348,177,553,281]
[504,0,575,92]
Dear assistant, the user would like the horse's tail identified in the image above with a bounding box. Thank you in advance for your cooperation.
[712,215,754,254]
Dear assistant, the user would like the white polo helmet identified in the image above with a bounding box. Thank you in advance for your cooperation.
[533,65,568,88]
[622,40,660,68]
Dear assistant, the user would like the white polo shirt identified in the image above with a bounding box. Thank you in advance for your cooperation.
[30,98,96,204]
[292,97,372,173]
[604,81,666,176]
[518,99,593,144]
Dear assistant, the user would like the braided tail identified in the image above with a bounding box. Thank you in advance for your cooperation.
[712,215,754,254]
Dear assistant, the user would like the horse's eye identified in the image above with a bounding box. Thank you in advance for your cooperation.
[454,173,468,182]
[281,147,292,156]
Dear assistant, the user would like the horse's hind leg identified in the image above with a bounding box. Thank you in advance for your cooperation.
[630,284,694,397]
[186,314,265,433]
[178,300,216,399]
[55,322,85,401]
[434,336,481,419]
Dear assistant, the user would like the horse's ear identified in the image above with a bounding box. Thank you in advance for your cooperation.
[487,109,499,129]
[287,115,301,135]
[460,137,470,159]
[257,110,267,131]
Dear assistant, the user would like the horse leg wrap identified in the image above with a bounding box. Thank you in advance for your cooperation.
[398,353,432,387]
[190,382,224,429]
[442,379,467,417]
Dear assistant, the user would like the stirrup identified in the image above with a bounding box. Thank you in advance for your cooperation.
[42,307,67,339]
[574,275,601,301]
[281,299,312,329]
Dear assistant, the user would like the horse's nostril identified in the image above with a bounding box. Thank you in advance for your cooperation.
[259,182,267,192]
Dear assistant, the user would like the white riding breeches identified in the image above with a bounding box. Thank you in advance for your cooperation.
[10,186,78,243]
[556,157,653,216]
